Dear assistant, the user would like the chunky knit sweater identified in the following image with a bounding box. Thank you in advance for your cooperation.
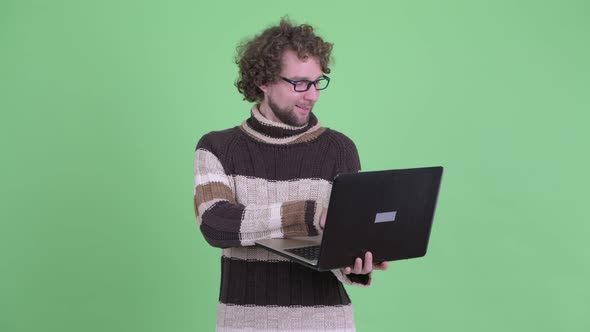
[193,106,371,332]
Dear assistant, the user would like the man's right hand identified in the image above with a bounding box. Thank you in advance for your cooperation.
[343,251,389,275]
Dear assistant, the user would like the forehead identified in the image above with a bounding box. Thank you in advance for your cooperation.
[280,50,323,80]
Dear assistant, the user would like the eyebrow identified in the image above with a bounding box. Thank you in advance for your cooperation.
[287,75,325,81]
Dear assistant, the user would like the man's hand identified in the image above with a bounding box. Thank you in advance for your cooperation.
[319,208,328,230]
[343,251,389,275]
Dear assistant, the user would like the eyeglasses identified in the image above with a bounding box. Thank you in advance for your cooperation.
[280,75,330,92]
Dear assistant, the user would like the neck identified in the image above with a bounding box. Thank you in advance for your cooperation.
[257,102,283,124]
[254,103,308,130]
[239,105,325,145]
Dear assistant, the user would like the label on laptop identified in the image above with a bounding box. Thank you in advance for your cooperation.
[374,211,397,223]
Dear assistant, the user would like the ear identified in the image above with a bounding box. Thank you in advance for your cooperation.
[258,83,268,94]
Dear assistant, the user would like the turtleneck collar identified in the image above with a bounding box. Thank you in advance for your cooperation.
[240,105,326,145]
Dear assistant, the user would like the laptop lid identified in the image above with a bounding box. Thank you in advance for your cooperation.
[316,166,443,270]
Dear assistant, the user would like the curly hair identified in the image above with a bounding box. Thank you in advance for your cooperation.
[235,18,334,103]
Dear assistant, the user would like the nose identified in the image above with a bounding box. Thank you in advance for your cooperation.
[303,86,319,102]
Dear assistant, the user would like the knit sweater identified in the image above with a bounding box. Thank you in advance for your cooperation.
[193,106,371,332]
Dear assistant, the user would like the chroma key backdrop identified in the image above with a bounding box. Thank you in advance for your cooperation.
[1,1,588,331]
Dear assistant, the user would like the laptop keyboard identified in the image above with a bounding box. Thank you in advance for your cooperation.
[285,245,321,261]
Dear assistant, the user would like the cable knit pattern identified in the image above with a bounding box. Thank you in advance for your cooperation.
[194,106,369,331]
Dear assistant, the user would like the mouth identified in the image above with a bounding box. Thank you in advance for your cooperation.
[295,104,312,113]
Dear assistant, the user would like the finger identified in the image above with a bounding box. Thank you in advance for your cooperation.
[375,261,389,271]
[343,266,352,274]
[363,251,373,274]
[353,257,363,274]
[320,208,328,230]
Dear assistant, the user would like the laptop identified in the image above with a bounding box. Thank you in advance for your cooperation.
[255,166,444,271]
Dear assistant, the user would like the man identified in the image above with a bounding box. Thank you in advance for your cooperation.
[193,18,388,331]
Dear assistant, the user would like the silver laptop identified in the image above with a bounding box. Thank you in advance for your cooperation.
[255,166,444,271]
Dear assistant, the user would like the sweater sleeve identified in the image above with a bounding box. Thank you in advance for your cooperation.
[194,144,321,248]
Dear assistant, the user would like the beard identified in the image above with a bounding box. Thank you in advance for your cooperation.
[268,97,311,127]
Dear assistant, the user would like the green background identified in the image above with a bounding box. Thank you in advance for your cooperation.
[1,0,588,331]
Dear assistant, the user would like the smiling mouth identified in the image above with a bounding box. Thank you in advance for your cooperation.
[296,105,312,112]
